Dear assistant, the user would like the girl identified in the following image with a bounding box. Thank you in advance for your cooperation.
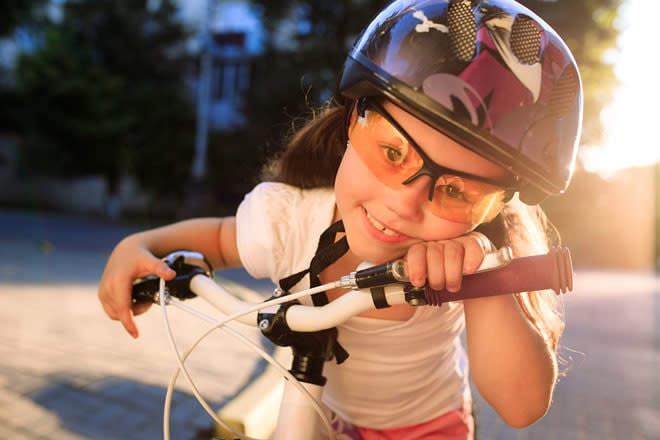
[98,1,582,438]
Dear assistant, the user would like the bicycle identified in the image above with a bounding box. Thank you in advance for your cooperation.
[131,246,573,440]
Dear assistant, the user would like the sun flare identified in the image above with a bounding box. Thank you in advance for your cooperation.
[579,0,660,177]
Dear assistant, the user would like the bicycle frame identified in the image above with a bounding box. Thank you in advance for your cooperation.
[133,246,573,440]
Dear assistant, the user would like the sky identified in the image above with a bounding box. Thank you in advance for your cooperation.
[579,0,660,177]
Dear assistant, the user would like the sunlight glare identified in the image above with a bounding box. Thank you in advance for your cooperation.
[579,0,660,177]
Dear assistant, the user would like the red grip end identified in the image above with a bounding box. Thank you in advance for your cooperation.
[424,247,573,306]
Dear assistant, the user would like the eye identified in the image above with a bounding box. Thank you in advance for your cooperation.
[381,145,405,165]
[436,176,469,202]
[442,184,467,200]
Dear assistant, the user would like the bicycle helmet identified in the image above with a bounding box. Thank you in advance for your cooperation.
[338,0,583,204]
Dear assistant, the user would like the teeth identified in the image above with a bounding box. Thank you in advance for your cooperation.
[367,212,399,237]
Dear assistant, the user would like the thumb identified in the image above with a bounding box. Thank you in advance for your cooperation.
[148,258,176,280]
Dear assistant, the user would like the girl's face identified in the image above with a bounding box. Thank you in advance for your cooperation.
[335,100,512,264]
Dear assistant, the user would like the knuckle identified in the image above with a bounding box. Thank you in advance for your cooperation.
[426,241,444,259]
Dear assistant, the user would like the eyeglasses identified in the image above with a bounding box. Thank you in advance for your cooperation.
[347,99,516,224]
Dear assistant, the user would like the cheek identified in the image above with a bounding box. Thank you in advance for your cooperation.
[334,148,375,210]
[423,219,475,241]
[336,148,474,242]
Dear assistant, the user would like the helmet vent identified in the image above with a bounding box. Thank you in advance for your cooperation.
[549,64,580,116]
[448,0,476,61]
[510,15,541,65]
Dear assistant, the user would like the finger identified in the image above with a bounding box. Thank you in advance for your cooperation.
[153,260,176,280]
[118,308,140,339]
[424,242,446,291]
[137,256,176,280]
[99,290,140,339]
[405,243,428,287]
[99,295,120,320]
[441,241,464,292]
[99,277,142,338]
[460,232,491,274]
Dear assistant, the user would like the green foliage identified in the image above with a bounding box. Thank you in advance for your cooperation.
[16,28,129,177]
[0,0,47,36]
[247,1,390,117]
[229,0,390,187]
[14,0,195,195]
[7,0,626,213]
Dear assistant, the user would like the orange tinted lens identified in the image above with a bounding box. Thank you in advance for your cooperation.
[431,175,506,223]
[349,109,424,187]
[348,108,507,224]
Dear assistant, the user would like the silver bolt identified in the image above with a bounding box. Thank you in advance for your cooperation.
[258,319,270,330]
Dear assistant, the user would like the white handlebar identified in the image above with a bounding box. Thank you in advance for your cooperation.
[190,275,260,326]
[284,285,408,331]
[181,245,572,334]
[189,273,410,331]
[183,247,515,332]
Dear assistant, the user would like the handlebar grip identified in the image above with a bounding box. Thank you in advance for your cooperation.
[132,276,161,304]
[423,247,573,306]
[131,251,213,305]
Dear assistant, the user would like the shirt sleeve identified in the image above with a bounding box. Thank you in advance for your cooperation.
[235,182,336,284]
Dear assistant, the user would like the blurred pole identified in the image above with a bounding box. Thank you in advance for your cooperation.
[192,8,212,181]
[184,0,214,217]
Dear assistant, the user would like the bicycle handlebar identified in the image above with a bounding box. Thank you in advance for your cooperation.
[423,246,572,305]
[132,247,573,333]
[131,247,573,440]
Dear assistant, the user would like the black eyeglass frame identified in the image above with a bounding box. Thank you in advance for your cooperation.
[353,98,518,203]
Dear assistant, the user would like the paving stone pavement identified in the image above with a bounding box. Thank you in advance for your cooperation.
[0,209,658,439]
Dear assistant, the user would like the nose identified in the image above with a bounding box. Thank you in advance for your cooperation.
[385,175,433,220]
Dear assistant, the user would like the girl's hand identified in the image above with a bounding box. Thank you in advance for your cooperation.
[98,235,176,338]
[405,231,493,292]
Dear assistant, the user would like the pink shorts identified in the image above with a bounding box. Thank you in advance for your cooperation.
[332,407,474,440]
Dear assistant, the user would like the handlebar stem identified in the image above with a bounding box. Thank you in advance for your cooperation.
[259,299,340,385]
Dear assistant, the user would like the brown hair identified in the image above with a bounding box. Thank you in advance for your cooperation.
[263,98,565,355]
[261,99,349,188]
[476,199,565,354]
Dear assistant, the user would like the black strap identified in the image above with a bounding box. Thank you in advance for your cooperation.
[279,220,348,305]
[277,220,350,364]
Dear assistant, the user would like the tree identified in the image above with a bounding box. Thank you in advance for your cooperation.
[0,0,47,131]
[15,0,196,206]
[0,0,47,36]
[16,28,130,186]
[249,1,389,110]
[214,1,390,199]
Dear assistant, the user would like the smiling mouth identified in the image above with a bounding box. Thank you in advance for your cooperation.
[366,211,402,237]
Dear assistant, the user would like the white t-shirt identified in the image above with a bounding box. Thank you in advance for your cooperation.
[236,182,470,429]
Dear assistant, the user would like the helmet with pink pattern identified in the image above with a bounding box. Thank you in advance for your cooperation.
[338,0,583,204]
